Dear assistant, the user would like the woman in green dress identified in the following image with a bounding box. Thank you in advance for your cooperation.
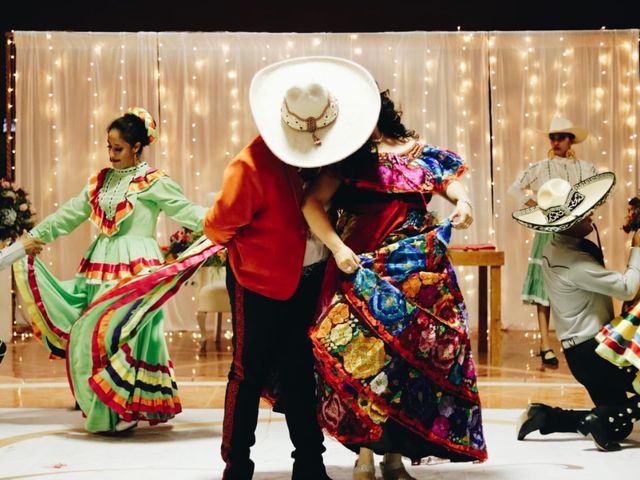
[508,118,597,368]
[14,107,206,433]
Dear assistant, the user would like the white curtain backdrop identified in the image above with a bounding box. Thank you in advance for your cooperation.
[12,29,638,335]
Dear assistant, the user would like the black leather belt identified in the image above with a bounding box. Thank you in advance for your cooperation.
[301,260,326,276]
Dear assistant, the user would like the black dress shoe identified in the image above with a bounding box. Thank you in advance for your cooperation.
[538,349,559,368]
[292,460,333,480]
[517,403,552,440]
[580,413,621,452]
[292,469,333,480]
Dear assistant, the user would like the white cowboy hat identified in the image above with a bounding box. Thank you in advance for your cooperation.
[512,171,615,233]
[542,117,588,143]
[249,56,381,168]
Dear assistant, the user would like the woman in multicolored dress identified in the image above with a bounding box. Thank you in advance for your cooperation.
[596,205,640,396]
[302,90,486,480]
[13,108,206,433]
[508,118,598,368]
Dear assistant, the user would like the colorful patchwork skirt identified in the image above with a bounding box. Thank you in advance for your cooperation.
[311,221,487,463]
[596,300,640,394]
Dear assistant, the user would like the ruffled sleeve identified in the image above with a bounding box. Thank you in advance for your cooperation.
[145,176,207,231]
[415,145,467,194]
[507,167,535,205]
[350,144,467,195]
[30,186,92,243]
[584,160,598,177]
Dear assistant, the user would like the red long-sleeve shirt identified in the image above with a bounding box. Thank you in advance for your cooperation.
[204,136,307,300]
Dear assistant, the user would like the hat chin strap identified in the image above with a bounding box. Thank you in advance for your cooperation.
[593,223,602,245]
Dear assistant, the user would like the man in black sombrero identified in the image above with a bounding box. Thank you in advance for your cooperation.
[513,172,640,451]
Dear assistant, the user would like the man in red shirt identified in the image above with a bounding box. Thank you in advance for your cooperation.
[204,57,380,479]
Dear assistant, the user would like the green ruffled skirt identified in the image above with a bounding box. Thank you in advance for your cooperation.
[13,238,182,432]
[521,232,551,306]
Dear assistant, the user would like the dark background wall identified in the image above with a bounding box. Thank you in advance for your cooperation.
[2,0,638,177]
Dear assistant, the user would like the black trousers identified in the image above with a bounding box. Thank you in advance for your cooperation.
[221,262,327,480]
[541,338,639,439]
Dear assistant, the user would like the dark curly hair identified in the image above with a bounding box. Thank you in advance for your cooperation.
[377,89,416,140]
[107,113,150,153]
[334,89,417,177]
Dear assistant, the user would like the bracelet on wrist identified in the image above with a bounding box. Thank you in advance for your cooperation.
[457,199,473,210]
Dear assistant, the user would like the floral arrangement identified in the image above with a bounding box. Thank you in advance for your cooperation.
[164,227,196,260]
[163,227,226,268]
[0,178,36,242]
[622,196,640,233]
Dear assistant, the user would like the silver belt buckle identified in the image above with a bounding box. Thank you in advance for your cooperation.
[561,335,592,349]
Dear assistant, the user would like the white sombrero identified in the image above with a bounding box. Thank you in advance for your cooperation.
[541,117,588,144]
[249,56,381,168]
[512,172,615,233]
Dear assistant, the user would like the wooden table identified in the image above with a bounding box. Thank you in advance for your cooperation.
[449,249,505,367]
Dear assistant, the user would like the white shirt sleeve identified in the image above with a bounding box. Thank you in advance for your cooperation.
[568,247,640,301]
[508,163,542,205]
[0,241,26,271]
[508,169,530,204]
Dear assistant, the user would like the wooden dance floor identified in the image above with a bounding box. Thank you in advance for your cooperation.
[1,330,639,479]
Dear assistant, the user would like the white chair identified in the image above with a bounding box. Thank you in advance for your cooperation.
[195,266,231,353]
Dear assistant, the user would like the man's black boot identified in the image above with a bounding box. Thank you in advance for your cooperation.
[579,413,621,452]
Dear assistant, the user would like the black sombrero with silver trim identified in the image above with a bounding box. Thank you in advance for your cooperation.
[512,171,615,233]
